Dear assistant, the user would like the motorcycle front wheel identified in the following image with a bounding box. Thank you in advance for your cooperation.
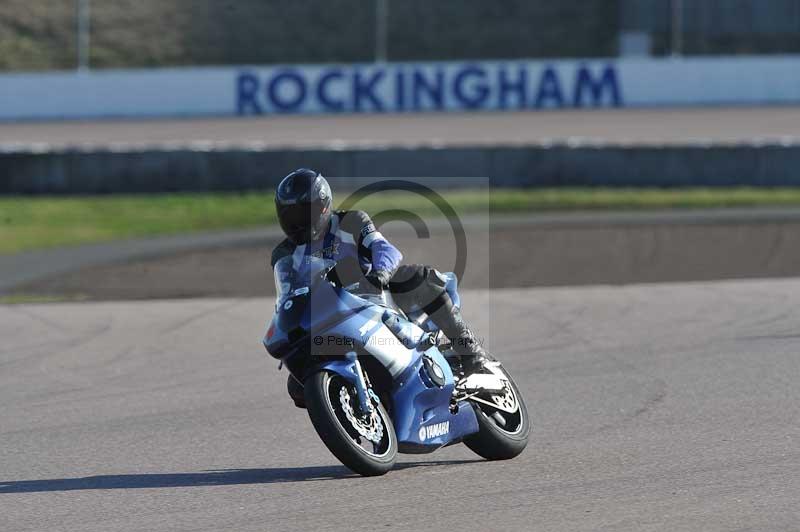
[305,370,397,476]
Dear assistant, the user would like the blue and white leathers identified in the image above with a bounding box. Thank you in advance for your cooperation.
[264,255,479,453]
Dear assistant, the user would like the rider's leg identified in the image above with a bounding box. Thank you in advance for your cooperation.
[389,264,488,373]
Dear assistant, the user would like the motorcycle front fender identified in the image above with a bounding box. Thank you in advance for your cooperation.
[306,358,359,384]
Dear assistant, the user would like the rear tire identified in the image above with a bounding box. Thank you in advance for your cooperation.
[464,368,529,460]
[305,370,397,476]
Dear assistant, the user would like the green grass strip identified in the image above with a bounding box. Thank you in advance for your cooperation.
[3,187,800,255]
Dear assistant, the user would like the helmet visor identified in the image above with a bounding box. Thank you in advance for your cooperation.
[277,201,330,244]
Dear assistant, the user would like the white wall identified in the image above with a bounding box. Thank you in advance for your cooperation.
[0,55,799,120]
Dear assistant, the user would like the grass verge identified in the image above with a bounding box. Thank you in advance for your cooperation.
[0,293,88,305]
[4,187,800,255]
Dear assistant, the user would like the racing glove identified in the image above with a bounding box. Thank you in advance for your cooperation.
[366,269,393,289]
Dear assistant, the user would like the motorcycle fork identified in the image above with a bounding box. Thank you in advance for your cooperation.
[346,351,373,416]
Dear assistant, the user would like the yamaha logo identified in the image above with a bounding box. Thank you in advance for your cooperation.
[418,421,450,441]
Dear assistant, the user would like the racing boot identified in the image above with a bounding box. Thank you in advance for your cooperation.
[425,292,490,375]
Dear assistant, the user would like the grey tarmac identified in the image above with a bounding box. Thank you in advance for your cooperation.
[2,280,799,531]
[3,107,800,149]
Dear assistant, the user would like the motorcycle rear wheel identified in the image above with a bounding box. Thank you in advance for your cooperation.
[305,370,397,476]
[464,366,530,460]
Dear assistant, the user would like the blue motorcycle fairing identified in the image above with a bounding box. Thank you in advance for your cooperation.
[265,256,479,453]
[265,281,375,360]
[390,345,478,451]
[313,345,479,453]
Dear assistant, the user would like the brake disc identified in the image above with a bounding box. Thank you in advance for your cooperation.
[339,386,384,444]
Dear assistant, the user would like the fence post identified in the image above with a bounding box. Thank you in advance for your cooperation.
[375,0,389,62]
[76,0,91,70]
[671,0,683,56]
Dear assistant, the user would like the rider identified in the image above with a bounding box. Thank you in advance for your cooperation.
[271,168,488,407]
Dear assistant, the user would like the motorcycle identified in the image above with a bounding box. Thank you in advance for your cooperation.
[263,255,529,476]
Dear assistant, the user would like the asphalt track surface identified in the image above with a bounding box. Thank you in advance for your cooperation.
[3,107,800,149]
[3,280,799,531]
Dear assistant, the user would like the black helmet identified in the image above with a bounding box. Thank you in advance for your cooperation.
[275,168,333,245]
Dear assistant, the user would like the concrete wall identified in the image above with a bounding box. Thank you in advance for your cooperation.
[3,142,800,194]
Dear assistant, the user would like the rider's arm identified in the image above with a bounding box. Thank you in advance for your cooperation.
[365,231,402,275]
[340,210,403,275]
[359,212,403,275]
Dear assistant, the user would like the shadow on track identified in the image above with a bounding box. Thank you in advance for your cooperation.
[0,460,480,493]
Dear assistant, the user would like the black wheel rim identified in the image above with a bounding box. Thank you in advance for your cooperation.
[324,375,392,457]
[475,372,525,435]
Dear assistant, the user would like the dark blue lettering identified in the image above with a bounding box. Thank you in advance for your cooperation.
[266,69,307,112]
[236,72,262,115]
[498,66,528,109]
[394,68,406,111]
[412,68,445,110]
[534,66,564,108]
[572,64,622,107]
[353,69,386,112]
[317,69,345,112]
[453,65,489,109]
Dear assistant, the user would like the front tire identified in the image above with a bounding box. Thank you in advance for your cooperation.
[305,370,397,476]
[464,367,530,460]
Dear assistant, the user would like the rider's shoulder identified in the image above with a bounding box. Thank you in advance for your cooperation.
[270,238,296,267]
